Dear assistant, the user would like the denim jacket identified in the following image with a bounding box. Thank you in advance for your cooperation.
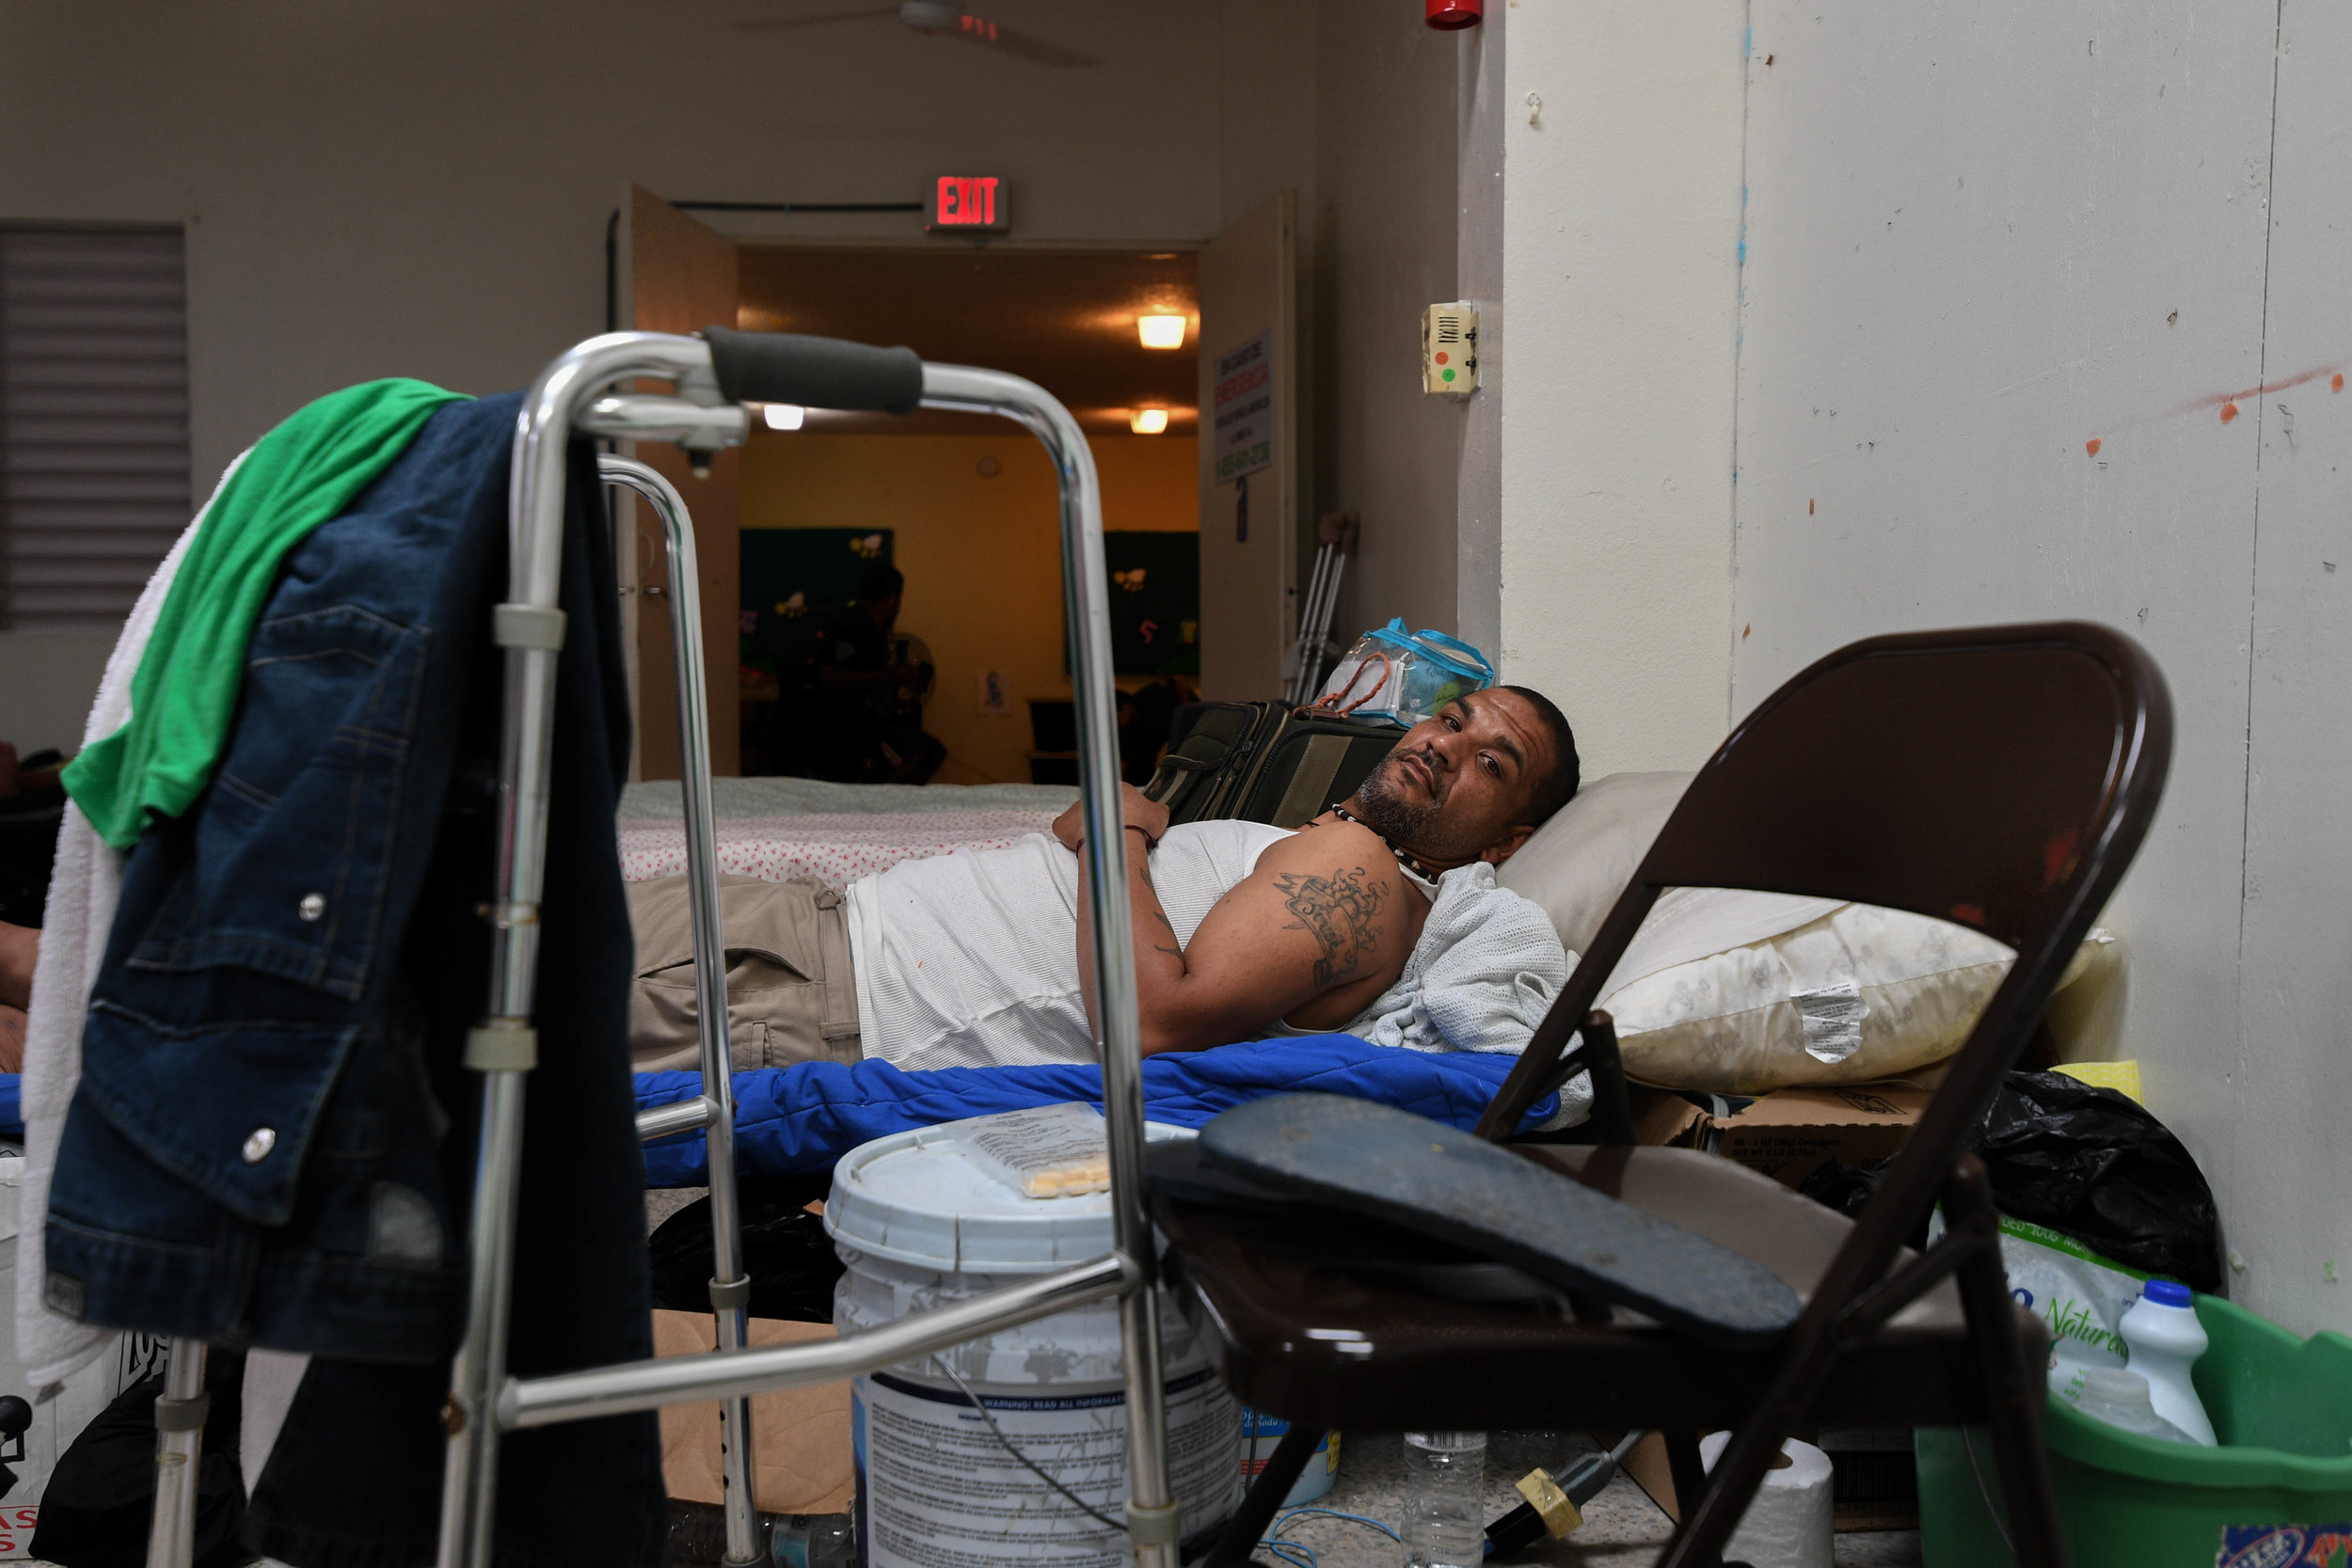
[47,397,512,1354]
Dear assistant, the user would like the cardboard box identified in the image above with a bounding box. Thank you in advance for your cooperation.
[1630,1083,1931,1190]
[653,1310,854,1514]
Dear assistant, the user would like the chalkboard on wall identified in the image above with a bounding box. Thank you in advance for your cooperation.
[1100,531,1200,675]
[740,528,894,673]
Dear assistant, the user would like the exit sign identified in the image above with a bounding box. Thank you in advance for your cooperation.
[928,175,1010,232]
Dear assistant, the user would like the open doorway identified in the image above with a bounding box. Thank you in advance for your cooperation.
[731,245,1201,785]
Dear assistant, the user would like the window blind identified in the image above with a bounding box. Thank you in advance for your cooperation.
[0,226,191,630]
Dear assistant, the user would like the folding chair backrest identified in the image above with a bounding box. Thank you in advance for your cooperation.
[1477,623,2171,1278]
[1646,630,2161,949]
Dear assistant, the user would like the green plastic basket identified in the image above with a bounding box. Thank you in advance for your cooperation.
[1919,1296,2352,1567]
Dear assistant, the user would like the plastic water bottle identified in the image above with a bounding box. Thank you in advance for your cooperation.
[2119,1279,2217,1446]
[771,1513,856,1568]
[2074,1367,2196,1445]
[661,1505,856,1568]
[1402,1431,1486,1568]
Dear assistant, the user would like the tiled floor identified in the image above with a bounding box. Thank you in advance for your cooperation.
[1265,1431,1921,1568]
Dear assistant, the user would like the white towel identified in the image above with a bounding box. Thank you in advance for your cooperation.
[15,454,243,1388]
[1351,863,1589,1126]
[1352,862,1578,1046]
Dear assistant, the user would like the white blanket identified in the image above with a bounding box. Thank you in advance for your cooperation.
[1351,862,1576,1095]
[15,451,310,1475]
[14,460,234,1387]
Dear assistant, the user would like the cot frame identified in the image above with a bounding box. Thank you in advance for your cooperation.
[142,333,1175,1568]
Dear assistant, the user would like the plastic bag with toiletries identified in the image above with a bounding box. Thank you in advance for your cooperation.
[1936,1071,2225,1438]
[1309,619,1496,726]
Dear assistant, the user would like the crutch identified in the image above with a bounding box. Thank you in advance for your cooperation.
[437,330,1174,1568]
[600,454,760,1564]
[1285,511,1357,705]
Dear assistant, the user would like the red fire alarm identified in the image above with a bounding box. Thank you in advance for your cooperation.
[1425,0,1482,29]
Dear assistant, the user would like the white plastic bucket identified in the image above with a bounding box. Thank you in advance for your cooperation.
[828,1114,1239,1568]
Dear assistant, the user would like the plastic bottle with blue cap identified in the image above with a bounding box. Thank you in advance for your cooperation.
[2118,1280,2217,1446]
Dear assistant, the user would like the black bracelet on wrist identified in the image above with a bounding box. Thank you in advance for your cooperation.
[1074,824,1156,853]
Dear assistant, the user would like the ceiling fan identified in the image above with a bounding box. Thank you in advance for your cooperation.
[733,2,1097,68]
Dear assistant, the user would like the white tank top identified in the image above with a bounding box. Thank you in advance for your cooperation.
[845,819,1294,1072]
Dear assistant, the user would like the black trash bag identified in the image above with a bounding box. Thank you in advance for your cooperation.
[1798,1155,1931,1251]
[1971,1070,2223,1291]
[649,1172,842,1323]
[1799,1154,1889,1223]
[32,1351,246,1568]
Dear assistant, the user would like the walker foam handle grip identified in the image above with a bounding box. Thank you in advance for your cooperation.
[702,327,924,415]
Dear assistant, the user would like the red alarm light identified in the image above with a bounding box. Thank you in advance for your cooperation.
[1425,0,1482,29]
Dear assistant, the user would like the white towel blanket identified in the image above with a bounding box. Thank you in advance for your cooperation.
[1350,863,1584,1115]
[15,456,241,1388]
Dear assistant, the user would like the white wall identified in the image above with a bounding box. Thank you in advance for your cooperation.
[1312,6,1465,643]
[1729,0,2351,1335]
[0,0,1332,741]
[1499,0,2352,1333]
[1497,0,1747,777]
[0,2,1284,486]
[1453,6,1505,658]
[2230,0,2352,1339]
[0,635,111,755]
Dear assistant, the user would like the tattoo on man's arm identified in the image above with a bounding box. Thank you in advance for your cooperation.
[1144,908,1184,960]
[1273,867,1387,989]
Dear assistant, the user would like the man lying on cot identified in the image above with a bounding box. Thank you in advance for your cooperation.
[628,686,1579,1075]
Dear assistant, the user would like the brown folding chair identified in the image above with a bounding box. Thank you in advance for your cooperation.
[1152,622,2172,1568]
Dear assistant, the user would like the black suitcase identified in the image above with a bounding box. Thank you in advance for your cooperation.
[1144,701,1405,830]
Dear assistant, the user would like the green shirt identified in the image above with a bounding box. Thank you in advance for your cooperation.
[64,378,469,849]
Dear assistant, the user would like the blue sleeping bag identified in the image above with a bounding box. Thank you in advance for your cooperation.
[632,1034,1556,1187]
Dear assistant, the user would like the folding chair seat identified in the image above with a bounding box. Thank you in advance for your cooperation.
[1157,1139,1996,1433]
[1151,622,2174,1568]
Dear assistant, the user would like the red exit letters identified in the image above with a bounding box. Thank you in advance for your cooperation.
[928,176,1009,232]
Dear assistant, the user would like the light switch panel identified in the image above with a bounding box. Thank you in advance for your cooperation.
[1422,303,1480,396]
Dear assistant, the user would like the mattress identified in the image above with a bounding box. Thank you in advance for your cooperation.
[616,776,1077,887]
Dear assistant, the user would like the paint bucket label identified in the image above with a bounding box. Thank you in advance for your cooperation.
[853,1365,1237,1568]
[1240,1408,1340,1507]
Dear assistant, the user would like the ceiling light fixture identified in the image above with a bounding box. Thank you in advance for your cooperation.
[1136,314,1187,350]
[1129,408,1169,436]
[763,404,805,432]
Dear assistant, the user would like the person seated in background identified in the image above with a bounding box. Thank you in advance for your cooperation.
[0,740,61,1071]
[0,920,33,1072]
[628,686,1580,1077]
[804,562,946,785]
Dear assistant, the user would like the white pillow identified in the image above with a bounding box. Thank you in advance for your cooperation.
[1496,771,1692,955]
[1497,770,2093,1095]
[1599,896,2021,1094]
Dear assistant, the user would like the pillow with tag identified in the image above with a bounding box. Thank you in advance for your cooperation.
[1500,772,2106,1093]
[1598,896,2028,1094]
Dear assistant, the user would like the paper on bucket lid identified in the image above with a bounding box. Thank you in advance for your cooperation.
[825,1110,1192,1275]
[955,1101,1114,1198]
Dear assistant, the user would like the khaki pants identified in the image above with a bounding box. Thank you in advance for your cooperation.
[626,874,863,1072]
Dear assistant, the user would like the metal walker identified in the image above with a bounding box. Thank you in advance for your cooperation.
[142,330,1175,1568]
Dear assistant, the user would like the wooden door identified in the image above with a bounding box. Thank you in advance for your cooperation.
[619,184,741,779]
[1195,192,1299,701]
